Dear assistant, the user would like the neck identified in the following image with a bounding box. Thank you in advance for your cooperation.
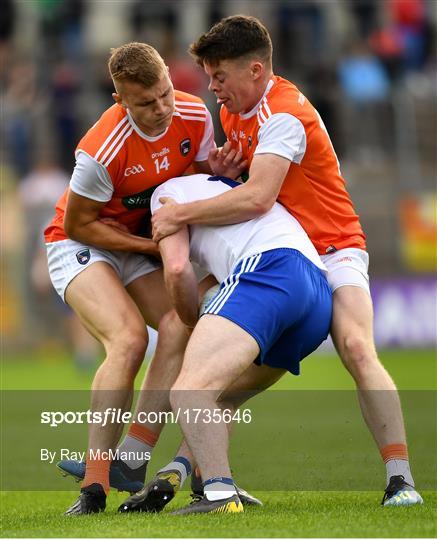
[243,73,274,113]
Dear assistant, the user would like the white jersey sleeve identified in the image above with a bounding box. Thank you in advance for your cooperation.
[70,151,114,202]
[194,108,216,161]
[150,179,187,213]
[255,113,306,164]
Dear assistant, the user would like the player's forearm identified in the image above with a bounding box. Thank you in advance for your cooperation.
[65,220,158,255]
[176,184,270,227]
[164,263,199,328]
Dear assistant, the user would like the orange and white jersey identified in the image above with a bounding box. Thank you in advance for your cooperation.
[45,90,214,243]
[220,76,366,255]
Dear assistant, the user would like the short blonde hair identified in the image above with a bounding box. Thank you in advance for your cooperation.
[108,42,166,88]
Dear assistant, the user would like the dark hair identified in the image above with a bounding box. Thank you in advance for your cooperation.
[189,15,272,67]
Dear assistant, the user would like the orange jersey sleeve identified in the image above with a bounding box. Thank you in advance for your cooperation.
[45,91,213,243]
[220,76,366,254]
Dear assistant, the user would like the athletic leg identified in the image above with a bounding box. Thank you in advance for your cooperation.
[65,265,169,494]
[331,285,422,505]
[170,315,260,482]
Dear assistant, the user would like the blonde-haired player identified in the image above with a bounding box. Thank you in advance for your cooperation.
[45,42,243,515]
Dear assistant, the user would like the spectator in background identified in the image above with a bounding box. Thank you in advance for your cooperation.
[0,0,15,82]
[275,1,325,75]
[51,62,81,171]
[161,30,208,97]
[388,0,428,71]
[37,0,86,64]
[369,0,432,81]
[350,0,379,40]
[2,62,37,177]
[338,40,391,161]
[339,41,390,103]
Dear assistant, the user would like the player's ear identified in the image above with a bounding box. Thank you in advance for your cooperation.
[250,61,263,80]
[112,92,125,107]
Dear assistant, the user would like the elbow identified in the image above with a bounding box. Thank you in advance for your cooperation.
[250,194,275,217]
[63,218,81,241]
[165,259,191,282]
[63,220,75,240]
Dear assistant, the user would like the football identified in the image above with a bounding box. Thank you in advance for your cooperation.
[199,284,221,315]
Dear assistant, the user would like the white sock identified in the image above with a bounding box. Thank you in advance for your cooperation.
[116,435,153,470]
[204,477,237,501]
[386,459,414,487]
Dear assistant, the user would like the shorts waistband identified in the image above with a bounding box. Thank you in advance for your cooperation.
[246,248,326,278]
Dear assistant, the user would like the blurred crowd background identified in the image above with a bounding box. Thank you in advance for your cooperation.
[1,0,436,364]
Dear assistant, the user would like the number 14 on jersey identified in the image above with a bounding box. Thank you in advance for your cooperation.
[154,156,170,174]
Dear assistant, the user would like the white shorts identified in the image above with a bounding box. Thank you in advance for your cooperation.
[321,248,370,295]
[46,239,161,301]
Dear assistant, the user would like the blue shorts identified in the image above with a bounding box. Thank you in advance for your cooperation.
[203,248,332,375]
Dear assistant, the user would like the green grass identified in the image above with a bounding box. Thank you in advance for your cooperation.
[1,349,436,537]
[1,490,436,538]
[2,348,436,390]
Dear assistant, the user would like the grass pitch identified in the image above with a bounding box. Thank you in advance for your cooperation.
[1,490,436,538]
[1,348,436,537]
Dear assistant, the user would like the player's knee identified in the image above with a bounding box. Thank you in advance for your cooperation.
[170,372,207,405]
[157,309,189,350]
[341,334,378,379]
[109,329,148,375]
[165,260,191,281]
[159,309,184,337]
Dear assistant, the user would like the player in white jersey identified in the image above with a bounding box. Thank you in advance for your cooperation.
[52,43,246,516]
[145,173,332,514]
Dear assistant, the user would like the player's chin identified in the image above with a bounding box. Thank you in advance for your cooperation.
[225,102,239,114]
[157,113,173,128]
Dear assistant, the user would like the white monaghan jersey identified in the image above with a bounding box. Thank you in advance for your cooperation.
[150,174,326,283]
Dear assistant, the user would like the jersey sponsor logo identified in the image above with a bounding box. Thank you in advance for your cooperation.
[151,147,170,159]
[180,138,191,156]
[124,164,145,176]
[76,249,91,265]
[122,185,159,210]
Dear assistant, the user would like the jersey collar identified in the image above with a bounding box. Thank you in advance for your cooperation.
[239,78,275,120]
[126,110,170,141]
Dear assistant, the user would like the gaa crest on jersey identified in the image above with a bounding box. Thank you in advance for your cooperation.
[180,138,191,156]
[76,249,91,265]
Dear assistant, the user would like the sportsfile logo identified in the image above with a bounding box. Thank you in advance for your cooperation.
[124,164,145,176]
[40,407,252,427]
